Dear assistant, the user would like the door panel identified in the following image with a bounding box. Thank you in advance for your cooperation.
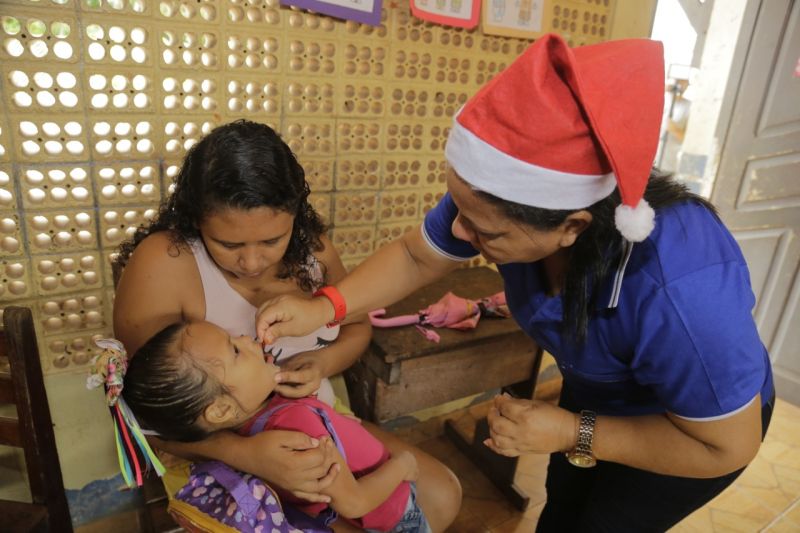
[710,0,800,404]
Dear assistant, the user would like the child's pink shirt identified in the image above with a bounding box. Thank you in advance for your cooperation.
[239,396,410,531]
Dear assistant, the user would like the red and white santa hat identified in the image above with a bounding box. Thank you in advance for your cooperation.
[445,33,665,242]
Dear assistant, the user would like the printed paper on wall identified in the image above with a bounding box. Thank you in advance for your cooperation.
[482,0,544,38]
[410,0,481,29]
[281,0,383,26]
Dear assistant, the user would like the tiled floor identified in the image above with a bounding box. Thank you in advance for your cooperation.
[71,397,800,532]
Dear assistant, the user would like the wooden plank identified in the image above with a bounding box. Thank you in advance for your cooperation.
[0,500,47,533]
[138,498,180,533]
[360,345,398,384]
[343,357,380,422]
[141,471,168,506]
[2,306,73,529]
[444,347,544,512]
[444,418,530,511]
[371,334,537,420]
[0,372,15,404]
[0,415,21,447]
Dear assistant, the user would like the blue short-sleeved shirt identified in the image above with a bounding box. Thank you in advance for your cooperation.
[423,193,774,419]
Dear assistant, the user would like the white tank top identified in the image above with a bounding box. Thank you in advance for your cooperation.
[188,239,340,405]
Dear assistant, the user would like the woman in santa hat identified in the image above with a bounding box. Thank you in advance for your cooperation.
[257,34,774,531]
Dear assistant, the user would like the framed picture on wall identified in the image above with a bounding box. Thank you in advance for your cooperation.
[410,0,481,29]
[482,0,545,38]
[281,0,383,26]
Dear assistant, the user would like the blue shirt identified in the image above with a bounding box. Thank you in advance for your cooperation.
[422,193,774,419]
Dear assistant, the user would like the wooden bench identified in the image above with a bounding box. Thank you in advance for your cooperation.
[344,266,542,509]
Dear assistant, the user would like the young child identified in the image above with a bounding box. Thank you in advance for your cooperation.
[121,320,431,533]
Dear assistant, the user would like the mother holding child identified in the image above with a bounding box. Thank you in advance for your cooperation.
[110,120,461,532]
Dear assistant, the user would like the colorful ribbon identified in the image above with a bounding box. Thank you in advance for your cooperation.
[86,338,165,487]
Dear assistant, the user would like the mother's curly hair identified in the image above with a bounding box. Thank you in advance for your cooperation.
[115,120,327,292]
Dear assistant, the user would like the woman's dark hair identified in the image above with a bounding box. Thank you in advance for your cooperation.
[122,322,223,442]
[478,169,717,342]
[115,120,327,291]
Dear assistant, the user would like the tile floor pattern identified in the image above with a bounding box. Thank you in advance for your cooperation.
[72,398,800,532]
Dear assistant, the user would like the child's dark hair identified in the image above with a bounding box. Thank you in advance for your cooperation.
[115,120,328,292]
[122,322,223,442]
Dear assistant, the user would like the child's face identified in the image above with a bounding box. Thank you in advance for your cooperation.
[182,321,278,415]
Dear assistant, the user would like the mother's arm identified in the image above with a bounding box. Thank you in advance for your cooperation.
[151,429,339,501]
[113,232,191,354]
[113,232,337,499]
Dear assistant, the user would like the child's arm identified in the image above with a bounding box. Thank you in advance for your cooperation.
[323,448,418,519]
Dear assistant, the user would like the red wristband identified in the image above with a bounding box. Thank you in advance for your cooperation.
[313,286,347,326]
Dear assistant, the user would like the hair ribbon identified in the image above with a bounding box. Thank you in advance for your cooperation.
[87,338,165,488]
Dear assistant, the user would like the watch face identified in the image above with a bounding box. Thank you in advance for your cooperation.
[567,452,597,468]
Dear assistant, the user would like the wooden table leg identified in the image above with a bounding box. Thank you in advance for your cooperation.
[444,417,531,511]
[443,346,543,512]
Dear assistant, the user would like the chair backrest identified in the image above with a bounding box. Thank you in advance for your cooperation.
[0,305,72,530]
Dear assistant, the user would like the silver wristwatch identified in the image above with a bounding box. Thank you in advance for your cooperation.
[566,410,597,468]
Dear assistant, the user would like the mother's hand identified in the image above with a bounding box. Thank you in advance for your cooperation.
[484,394,578,458]
[275,352,325,399]
[245,429,340,502]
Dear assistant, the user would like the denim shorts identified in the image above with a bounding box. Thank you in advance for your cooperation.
[366,482,432,533]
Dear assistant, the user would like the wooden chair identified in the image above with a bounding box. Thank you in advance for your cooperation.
[0,306,73,532]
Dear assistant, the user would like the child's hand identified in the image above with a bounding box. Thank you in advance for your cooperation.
[275,352,324,399]
[396,450,419,482]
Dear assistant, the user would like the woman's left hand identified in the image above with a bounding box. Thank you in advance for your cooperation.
[484,394,578,457]
[275,352,325,398]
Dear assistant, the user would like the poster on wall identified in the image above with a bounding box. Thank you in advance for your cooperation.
[281,0,383,26]
[410,0,481,29]
[482,0,545,38]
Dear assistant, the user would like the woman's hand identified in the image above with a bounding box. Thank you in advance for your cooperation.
[241,430,341,502]
[484,394,578,457]
[275,352,325,399]
[256,294,335,344]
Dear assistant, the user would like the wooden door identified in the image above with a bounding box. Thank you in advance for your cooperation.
[711,0,800,404]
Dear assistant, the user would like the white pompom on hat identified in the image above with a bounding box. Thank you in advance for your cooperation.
[445,34,665,242]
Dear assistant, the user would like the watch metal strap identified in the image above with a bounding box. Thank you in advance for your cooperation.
[575,410,596,455]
